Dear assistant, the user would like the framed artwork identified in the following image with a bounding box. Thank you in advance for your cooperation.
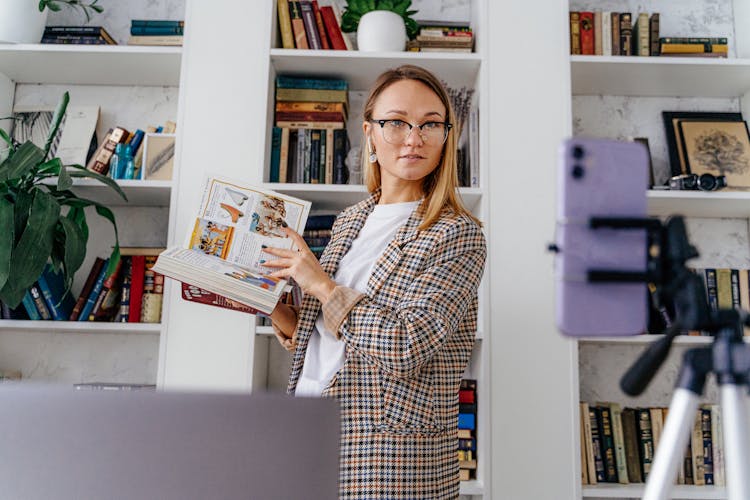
[631,137,655,187]
[661,111,743,177]
[142,133,175,180]
[679,120,750,188]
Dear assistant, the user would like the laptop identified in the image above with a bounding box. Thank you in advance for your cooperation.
[0,384,339,500]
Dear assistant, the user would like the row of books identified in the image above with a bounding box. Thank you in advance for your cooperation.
[580,402,724,486]
[569,12,729,58]
[458,379,477,481]
[127,19,184,46]
[406,21,474,53]
[68,249,165,323]
[277,0,350,50]
[271,75,350,184]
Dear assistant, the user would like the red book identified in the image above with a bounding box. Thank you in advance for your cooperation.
[128,255,146,323]
[311,0,330,49]
[181,283,261,314]
[275,110,346,122]
[579,11,595,55]
[320,6,347,50]
[458,390,475,404]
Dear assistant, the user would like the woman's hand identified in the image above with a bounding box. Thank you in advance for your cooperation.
[262,226,336,304]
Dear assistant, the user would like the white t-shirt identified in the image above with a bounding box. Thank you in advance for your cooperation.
[294,200,421,397]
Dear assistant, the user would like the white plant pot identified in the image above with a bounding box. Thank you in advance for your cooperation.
[0,0,49,44]
[356,10,406,52]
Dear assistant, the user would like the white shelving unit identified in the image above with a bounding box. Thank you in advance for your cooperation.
[0,0,184,385]
[569,1,750,498]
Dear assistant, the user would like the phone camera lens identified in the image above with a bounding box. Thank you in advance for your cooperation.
[572,146,585,159]
[572,165,585,179]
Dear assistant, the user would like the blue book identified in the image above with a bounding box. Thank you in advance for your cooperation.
[131,20,184,27]
[130,26,183,36]
[37,265,76,321]
[269,127,282,183]
[458,413,476,430]
[78,259,109,322]
[20,290,41,320]
[129,129,145,153]
[155,126,164,133]
[275,76,348,91]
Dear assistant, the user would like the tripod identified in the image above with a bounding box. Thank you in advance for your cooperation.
[589,215,750,499]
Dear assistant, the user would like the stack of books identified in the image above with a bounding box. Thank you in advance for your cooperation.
[127,19,184,46]
[271,76,350,185]
[458,379,478,481]
[17,264,76,321]
[41,26,117,45]
[277,0,350,50]
[407,21,473,53]
[659,37,728,58]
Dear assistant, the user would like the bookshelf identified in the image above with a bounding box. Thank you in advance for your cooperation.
[0,0,184,385]
[569,0,750,498]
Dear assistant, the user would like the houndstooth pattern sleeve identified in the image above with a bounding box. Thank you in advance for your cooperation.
[323,217,486,378]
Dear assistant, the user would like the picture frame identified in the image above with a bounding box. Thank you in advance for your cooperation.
[678,120,750,188]
[631,137,655,187]
[661,111,743,177]
[142,133,176,181]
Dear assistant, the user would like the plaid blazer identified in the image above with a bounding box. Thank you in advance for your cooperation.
[286,189,486,499]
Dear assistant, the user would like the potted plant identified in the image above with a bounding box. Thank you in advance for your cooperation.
[340,0,419,52]
[0,91,124,309]
[0,0,103,44]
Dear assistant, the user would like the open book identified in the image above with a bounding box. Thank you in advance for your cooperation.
[152,175,311,315]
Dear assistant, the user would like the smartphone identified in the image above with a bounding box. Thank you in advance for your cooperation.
[555,138,649,336]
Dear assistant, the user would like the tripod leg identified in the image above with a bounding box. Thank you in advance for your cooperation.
[643,388,700,500]
[721,385,750,499]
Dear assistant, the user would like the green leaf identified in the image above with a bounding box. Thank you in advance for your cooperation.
[56,163,73,191]
[67,165,128,201]
[5,141,45,180]
[38,0,47,12]
[13,190,33,246]
[44,91,69,158]
[92,204,120,276]
[0,189,60,308]
[0,128,11,148]
[0,199,13,290]
[58,216,86,275]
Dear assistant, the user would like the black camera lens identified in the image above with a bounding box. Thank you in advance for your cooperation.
[572,165,585,179]
[572,145,585,159]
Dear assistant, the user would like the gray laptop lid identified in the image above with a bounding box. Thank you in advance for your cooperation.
[0,385,339,500]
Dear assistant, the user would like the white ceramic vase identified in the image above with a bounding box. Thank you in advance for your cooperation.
[0,0,49,44]
[356,10,406,52]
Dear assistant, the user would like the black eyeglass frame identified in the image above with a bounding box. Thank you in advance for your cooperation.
[369,119,453,144]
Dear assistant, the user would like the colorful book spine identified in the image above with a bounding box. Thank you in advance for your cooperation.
[311,0,330,49]
[277,0,295,48]
[116,257,132,322]
[37,265,75,321]
[288,1,309,49]
[270,127,282,183]
[21,290,41,321]
[130,26,183,36]
[78,260,108,322]
[319,6,347,50]
[275,76,348,90]
[128,255,146,323]
[28,283,52,320]
[299,1,322,49]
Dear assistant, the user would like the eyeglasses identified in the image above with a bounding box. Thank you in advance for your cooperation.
[369,119,452,145]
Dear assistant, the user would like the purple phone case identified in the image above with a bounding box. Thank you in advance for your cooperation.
[556,138,649,336]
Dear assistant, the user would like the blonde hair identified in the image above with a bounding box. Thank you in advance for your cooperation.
[362,64,481,230]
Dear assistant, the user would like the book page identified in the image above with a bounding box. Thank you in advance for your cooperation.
[187,175,310,271]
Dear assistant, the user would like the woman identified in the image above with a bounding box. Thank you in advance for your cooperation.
[263,64,486,499]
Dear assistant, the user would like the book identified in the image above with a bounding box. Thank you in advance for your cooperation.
[78,260,109,322]
[127,35,183,46]
[636,408,654,481]
[86,127,129,175]
[28,283,52,320]
[319,6,347,50]
[597,405,618,482]
[69,257,106,321]
[277,0,295,48]
[311,1,329,49]
[275,76,348,91]
[288,0,309,49]
[130,26,183,36]
[152,175,311,315]
[621,408,642,483]
[579,12,594,55]
[140,257,164,323]
[610,403,629,483]
[569,12,581,54]
[44,25,117,45]
[20,290,41,320]
[299,1,322,50]
[580,402,596,484]
[37,264,76,321]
